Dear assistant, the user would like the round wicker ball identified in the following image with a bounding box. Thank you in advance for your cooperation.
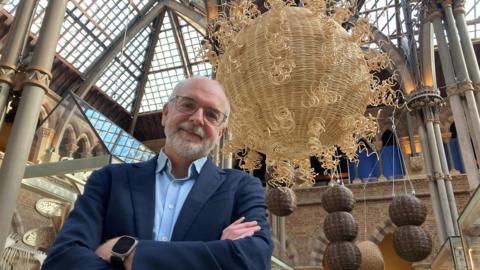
[321,185,355,213]
[215,6,375,160]
[357,241,384,270]
[265,187,297,216]
[389,195,427,226]
[393,225,432,262]
[325,241,362,270]
[323,211,358,242]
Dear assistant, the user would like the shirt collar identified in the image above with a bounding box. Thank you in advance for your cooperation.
[156,149,208,177]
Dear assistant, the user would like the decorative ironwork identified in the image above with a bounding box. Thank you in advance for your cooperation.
[21,67,52,94]
[0,64,17,86]
[406,87,445,111]
[35,198,64,218]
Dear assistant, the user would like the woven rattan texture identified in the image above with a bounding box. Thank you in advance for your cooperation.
[323,211,358,242]
[389,195,427,226]
[203,0,396,187]
[357,241,384,270]
[325,241,362,270]
[393,225,432,262]
[321,185,355,213]
[265,187,297,216]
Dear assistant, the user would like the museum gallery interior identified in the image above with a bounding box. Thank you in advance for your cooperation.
[0,0,479,269]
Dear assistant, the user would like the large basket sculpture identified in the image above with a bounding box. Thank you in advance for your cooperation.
[203,0,396,186]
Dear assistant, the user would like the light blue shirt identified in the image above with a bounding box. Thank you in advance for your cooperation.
[153,150,207,241]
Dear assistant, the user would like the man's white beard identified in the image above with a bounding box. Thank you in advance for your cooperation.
[166,121,216,160]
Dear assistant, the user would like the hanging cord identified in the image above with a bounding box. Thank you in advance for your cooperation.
[362,182,368,241]
[389,99,416,196]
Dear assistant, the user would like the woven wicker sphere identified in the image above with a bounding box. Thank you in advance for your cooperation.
[321,185,355,213]
[325,241,362,270]
[216,6,373,160]
[393,225,432,262]
[323,211,358,242]
[357,241,384,270]
[389,195,427,226]
[265,187,297,216]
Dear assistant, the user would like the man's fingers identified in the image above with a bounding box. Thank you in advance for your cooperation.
[228,220,258,229]
[231,216,245,225]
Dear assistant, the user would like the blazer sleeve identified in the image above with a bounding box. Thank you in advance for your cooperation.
[132,174,273,270]
[41,168,115,270]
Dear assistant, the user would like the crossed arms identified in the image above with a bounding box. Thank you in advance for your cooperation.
[41,167,273,270]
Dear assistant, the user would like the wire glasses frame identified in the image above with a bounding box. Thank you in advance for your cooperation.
[170,95,228,126]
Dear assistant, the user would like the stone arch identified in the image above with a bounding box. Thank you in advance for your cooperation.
[271,235,300,266]
[73,133,91,158]
[309,229,328,267]
[38,103,55,130]
[59,125,77,157]
[10,209,24,235]
[367,218,395,244]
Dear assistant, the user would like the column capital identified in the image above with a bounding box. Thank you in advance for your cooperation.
[453,0,465,15]
[427,1,443,22]
[406,87,445,111]
[473,82,480,93]
[446,85,460,97]
[457,80,474,94]
[0,64,17,86]
[440,0,453,8]
[20,66,52,95]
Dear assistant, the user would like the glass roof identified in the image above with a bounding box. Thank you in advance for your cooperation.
[1,0,479,115]
[2,0,210,114]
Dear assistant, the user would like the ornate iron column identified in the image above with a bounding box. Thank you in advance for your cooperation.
[0,0,68,256]
[408,88,455,241]
[428,2,479,189]
[440,0,480,163]
[452,0,480,107]
[418,122,447,243]
[0,0,37,129]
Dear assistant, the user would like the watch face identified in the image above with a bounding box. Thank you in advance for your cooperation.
[113,237,136,254]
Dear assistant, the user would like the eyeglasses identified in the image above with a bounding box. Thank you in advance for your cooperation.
[171,95,228,126]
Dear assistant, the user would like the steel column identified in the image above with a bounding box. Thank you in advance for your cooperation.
[0,0,37,129]
[0,0,68,256]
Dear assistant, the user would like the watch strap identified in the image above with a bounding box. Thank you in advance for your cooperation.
[111,255,125,270]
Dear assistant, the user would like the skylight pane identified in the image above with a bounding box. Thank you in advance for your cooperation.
[192,62,212,77]
[141,68,185,113]
[179,17,206,62]
[150,15,183,71]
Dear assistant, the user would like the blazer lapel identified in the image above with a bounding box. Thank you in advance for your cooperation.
[171,159,225,241]
[128,156,157,239]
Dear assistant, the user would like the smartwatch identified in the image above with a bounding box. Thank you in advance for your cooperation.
[111,236,138,270]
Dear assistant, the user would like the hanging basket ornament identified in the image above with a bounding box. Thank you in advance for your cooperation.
[325,241,362,270]
[321,184,355,213]
[265,186,297,216]
[323,211,358,242]
[357,241,384,270]
[202,0,397,175]
[388,195,427,226]
[393,225,432,262]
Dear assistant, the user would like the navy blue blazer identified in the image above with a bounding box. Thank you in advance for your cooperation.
[42,157,272,270]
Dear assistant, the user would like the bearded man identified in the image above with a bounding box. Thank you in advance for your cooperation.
[42,77,272,270]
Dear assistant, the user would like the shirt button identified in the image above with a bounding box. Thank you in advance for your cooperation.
[161,236,168,241]
[168,204,174,209]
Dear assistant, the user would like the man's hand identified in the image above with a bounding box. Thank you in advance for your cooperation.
[96,237,135,270]
[221,217,261,240]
